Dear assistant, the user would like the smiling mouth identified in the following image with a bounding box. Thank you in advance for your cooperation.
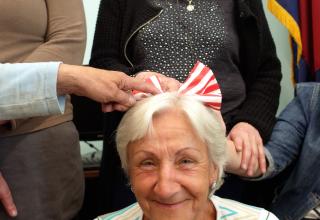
[153,200,188,209]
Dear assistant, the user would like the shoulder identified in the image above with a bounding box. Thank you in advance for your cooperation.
[296,83,320,110]
[211,195,279,220]
[296,82,320,96]
[94,203,143,220]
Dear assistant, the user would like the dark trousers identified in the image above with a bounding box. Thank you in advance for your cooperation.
[0,122,84,220]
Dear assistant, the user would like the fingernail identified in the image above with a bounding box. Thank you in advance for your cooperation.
[11,209,17,217]
[262,168,266,173]
[128,96,136,105]
[242,164,247,170]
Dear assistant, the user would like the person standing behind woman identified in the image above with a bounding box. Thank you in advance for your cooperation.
[0,1,86,219]
[90,0,282,213]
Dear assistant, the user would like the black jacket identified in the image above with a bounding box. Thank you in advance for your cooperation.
[90,0,282,142]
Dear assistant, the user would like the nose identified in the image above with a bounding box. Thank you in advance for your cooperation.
[153,164,180,199]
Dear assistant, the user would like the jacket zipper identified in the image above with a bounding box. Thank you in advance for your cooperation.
[124,9,164,67]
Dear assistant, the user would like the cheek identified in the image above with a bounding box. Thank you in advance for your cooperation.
[130,169,157,195]
[178,170,211,198]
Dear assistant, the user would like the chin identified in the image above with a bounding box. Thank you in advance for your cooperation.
[153,200,189,210]
[146,201,194,220]
[146,212,194,220]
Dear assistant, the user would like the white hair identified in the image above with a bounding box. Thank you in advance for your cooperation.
[116,92,227,187]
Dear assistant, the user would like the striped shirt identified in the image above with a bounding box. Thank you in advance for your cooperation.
[94,195,279,220]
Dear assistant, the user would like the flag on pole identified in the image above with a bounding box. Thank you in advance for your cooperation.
[268,0,320,82]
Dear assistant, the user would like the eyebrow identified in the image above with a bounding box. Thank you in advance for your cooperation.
[133,146,202,157]
[175,147,202,155]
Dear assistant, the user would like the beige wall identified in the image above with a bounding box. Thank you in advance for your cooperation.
[262,0,294,113]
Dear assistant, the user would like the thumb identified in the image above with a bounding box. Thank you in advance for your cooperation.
[1,193,17,217]
[122,76,160,95]
[112,90,136,107]
[0,175,17,217]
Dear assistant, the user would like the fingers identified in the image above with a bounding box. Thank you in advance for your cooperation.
[125,72,160,94]
[228,133,250,170]
[230,136,242,161]
[101,91,135,113]
[101,87,135,113]
[113,89,136,107]
[228,122,266,176]
[1,193,17,218]
[0,121,9,126]
[0,174,17,217]
[100,71,179,113]
[247,134,257,176]
[124,77,160,95]
[159,76,180,92]
[101,103,113,112]
[134,71,180,92]
[247,134,266,176]
[100,73,156,112]
[101,103,131,112]
[257,138,266,173]
[113,104,130,112]
[135,71,154,80]
[228,135,243,152]
[240,135,250,171]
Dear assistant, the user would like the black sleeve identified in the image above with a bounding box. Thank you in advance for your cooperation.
[231,0,282,143]
[89,0,131,74]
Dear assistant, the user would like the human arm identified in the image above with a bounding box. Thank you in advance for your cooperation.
[226,87,309,179]
[225,140,264,177]
[261,90,308,179]
[0,62,160,120]
[0,172,17,218]
[57,64,160,112]
[0,62,66,120]
[227,0,282,171]
[228,123,266,174]
[229,0,282,142]
[23,0,86,64]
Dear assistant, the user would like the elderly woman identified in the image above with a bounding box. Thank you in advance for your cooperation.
[95,92,278,220]
[91,0,282,211]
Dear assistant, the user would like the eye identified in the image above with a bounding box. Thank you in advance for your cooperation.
[139,159,156,170]
[180,158,193,164]
[178,158,196,168]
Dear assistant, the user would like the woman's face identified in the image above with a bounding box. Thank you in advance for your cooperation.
[128,109,217,220]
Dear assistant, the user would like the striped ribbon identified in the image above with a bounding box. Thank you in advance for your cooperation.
[133,61,222,111]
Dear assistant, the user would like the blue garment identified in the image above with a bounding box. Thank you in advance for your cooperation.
[262,83,320,220]
[0,62,65,119]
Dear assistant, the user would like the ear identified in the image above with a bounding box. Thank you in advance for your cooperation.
[209,162,218,185]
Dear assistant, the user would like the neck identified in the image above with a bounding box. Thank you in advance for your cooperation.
[202,199,216,220]
[142,201,216,220]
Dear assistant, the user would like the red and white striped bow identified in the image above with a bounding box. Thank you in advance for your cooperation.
[133,61,222,110]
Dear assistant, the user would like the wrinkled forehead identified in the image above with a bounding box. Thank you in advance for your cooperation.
[128,108,208,155]
[150,108,198,137]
